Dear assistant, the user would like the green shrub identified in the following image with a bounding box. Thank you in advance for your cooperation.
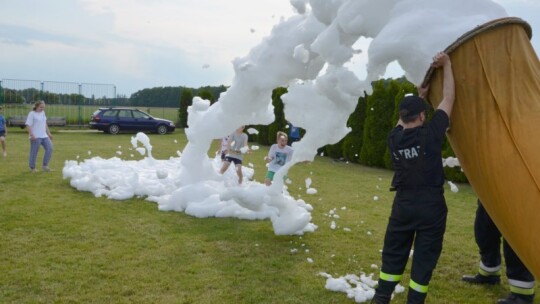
[360,79,398,167]
[341,94,367,163]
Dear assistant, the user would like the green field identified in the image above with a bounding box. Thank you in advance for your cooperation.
[0,127,538,303]
[1,104,179,126]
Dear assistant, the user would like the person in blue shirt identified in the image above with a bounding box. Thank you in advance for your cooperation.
[287,122,301,145]
[0,106,7,157]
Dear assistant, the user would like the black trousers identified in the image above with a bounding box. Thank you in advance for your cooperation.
[475,201,534,282]
[380,188,447,288]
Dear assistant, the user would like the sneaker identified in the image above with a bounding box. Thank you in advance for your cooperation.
[2,151,6,157]
[42,166,52,172]
[497,293,533,304]
[30,169,38,173]
[462,273,500,285]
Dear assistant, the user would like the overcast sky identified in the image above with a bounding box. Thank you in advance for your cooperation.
[1,0,539,97]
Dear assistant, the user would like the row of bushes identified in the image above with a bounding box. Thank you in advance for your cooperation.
[249,78,467,183]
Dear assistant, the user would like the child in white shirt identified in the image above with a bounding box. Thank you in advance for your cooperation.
[265,131,293,186]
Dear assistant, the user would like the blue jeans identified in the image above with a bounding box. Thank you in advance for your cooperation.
[29,137,53,169]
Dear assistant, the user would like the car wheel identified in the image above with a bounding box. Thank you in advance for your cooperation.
[157,125,168,135]
[108,124,120,135]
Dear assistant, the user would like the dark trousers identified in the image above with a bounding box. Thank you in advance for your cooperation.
[475,201,534,283]
[378,188,447,303]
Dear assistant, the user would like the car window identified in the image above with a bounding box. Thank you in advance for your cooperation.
[133,110,150,119]
[103,110,118,117]
[118,110,133,118]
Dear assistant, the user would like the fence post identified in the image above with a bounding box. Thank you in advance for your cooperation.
[78,83,83,126]
[0,80,3,105]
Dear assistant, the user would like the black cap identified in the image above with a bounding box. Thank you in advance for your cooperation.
[399,95,427,117]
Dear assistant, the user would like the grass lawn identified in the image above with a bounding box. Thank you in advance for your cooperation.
[0,127,537,303]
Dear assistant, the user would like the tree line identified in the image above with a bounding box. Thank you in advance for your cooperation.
[0,85,227,109]
[130,85,227,108]
[0,88,129,106]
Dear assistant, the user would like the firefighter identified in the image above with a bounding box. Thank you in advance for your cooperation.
[462,200,535,304]
[371,52,455,304]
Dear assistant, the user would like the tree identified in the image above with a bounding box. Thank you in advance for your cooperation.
[325,138,345,159]
[251,87,287,145]
[341,92,368,163]
[130,87,182,107]
[383,78,417,169]
[196,88,215,103]
[178,88,193,128]
[359,79,398,168]
[19,88,41,103]
[2,89,25,104]
[195,85,227,104]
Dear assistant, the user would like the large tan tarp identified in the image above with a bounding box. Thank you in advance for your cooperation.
[425,17,540,279]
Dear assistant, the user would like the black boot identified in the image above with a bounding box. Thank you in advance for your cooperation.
[497,293,533,304]
[370,293,391,304]
[407,288,427,304]
[461,273,500,285]
[372,279,396,304]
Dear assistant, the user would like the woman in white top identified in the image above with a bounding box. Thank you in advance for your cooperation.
[25,100,54,172]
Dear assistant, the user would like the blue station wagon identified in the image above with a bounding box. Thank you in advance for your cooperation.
[90,107,175,135]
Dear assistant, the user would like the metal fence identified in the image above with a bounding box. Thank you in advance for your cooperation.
[0,79,179,126]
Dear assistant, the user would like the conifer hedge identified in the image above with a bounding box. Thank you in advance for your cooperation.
[252,87,288,146]
[359,80,398,167]
[340,93,367,163]
[178,88,193,127]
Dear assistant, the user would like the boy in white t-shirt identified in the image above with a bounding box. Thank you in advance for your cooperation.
[264,131,293,186]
